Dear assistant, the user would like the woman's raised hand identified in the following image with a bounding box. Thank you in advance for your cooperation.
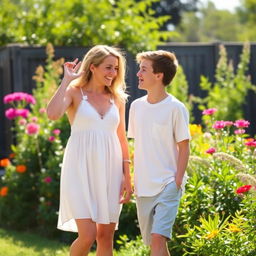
[63,58,84,82]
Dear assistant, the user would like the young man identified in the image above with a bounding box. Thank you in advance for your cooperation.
[128,50,191,256]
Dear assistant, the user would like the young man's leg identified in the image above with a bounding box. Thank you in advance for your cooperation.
[150,181,182,256]
[151,233,170,256]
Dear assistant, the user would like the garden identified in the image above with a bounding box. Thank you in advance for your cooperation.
[0,42,255,255]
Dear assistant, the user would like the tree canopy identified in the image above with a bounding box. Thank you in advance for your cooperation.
[0,0,174,53]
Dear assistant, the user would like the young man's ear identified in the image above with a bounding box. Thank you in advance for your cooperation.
[156,72,163,81]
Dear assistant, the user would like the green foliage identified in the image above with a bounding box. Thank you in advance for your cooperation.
[117,235,150,256]
[0,0,174,54]
[1,44,256,255]
[0,44,68,236]
[167,65,194,121]
[197,43,256,121]
[174,1,242,42]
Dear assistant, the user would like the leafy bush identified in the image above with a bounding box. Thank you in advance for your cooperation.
[196,43,256,121]
[0,0,173,54]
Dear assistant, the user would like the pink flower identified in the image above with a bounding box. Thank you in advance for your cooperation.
[26,123,40,135]
[234,120,250,128]
[234,129,245,135]
[39,108,46,114]
[31,116,38,122]
[224,121,233,127]
[5,108,17,119]
[3,92,36,105]
[16,109,30,118]
[43,176,52,183]
[52,129,61,135]
[18,119,27,125]
[48,136,55,142]
[236,185,252,194]
[212,121,226,130]
[245,140,256,147]
[206,147,216,154]
[202,108,217,115]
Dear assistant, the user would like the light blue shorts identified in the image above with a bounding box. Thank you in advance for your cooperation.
[136,181,182,245]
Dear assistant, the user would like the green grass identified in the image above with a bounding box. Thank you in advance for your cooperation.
[0,228,96,256]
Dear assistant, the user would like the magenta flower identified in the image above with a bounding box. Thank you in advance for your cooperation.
[48,136,55,142]
[5,108,17,119]
[43,176,52,183]
[26,123,40,135]
[234,120,250,128]
[206,147,216,154]
[245,141,256,147]
[3,92,36,105]
[202,108,217,115]
[52,129,61,135]
[234,129,245,135]
[16,109,30,118]
[212,121,226,130]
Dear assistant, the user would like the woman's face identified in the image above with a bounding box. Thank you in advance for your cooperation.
[91,55,119,87]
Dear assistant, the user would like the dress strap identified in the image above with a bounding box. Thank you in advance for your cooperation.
[80,87,88,100]
[109,98,114,104]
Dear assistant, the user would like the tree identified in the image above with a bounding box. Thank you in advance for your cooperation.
[236,0,256,40]
[0,0,174,53]
[175,1,242,42]
[145,0,199,30]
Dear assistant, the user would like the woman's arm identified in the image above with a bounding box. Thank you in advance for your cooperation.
[47,59,83,120]
[117,100,132,204]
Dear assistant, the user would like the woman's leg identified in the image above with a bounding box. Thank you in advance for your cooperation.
[70,219,96,256]
[96,223,116,256]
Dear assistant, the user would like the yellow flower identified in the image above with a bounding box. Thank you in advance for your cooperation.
[189,124,203,137]
[205,229,219,239]
[227,224,241,233]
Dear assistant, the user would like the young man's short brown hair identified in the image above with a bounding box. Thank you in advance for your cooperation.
[136,50,178,86]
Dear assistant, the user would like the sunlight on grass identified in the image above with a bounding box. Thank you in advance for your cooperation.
[0,228,96,256]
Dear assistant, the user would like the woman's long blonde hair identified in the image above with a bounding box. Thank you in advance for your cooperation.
[72,45,127,101]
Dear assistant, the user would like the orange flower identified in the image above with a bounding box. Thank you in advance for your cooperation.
[9,153,15,159]
[0,158,10,167]
[0,186,8,197]
[16,165,27,173]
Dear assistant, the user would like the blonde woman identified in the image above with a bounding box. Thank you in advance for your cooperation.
[47,45,132,256]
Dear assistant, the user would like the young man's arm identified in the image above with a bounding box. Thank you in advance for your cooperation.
[175,139,190,188]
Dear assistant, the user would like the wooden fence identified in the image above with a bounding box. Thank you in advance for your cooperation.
[0,43,256,158]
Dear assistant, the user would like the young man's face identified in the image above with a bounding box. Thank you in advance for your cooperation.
[137,59,159,90]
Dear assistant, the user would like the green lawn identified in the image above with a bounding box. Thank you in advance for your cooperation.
[0,228,96,256]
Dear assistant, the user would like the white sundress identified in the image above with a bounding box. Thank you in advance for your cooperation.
[57,89,123,232]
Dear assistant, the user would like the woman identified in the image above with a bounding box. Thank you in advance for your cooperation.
[47,45,132,256]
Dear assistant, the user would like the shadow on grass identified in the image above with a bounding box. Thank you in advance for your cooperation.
[0,227,68,254]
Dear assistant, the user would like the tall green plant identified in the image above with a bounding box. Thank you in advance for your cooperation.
[167,66,194,121]
[198,43,256,121]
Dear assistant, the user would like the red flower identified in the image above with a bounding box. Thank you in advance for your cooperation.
[0,186,8,197]
[236,185,252,194]
[0,158,10,167]
[206,147,216,154]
